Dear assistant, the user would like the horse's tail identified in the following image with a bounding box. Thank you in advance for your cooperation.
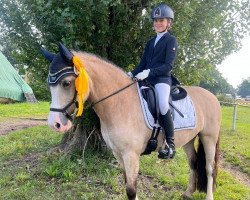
[197,136,220,192]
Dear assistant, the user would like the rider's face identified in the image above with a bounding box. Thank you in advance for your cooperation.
[153,18,170,33]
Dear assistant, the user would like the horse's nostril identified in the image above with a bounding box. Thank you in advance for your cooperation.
[55,123,61,129]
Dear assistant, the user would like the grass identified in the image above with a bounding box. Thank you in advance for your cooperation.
[220,105,250,176]
[0,126,61,162]
[0,103,249,199]
[0,101,49,121]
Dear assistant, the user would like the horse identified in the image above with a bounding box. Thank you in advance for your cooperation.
[42,44,221,200]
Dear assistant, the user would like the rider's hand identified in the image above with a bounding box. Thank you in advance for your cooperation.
[135,69,150,80]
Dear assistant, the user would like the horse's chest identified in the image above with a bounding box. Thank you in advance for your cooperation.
[100,123,114,149]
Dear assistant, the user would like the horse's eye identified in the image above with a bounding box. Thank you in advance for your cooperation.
[62,81,71,88]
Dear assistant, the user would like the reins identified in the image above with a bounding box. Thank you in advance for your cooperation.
[50,78,138,121]
[89,79,138,108]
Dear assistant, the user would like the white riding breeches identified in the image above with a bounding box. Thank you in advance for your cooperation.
[155,83,171,115]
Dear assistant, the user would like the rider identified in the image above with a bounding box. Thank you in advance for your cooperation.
[128,3,177,159]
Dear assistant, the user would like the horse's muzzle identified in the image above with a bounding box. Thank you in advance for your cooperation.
[48,112,72,132]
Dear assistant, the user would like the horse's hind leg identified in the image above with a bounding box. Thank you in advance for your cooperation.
[182,137,197,199]
[200,135,219,200]
[122,152,140,200]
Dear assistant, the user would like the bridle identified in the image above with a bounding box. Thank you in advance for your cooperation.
[50,78,138,121]
[50,92,78,121]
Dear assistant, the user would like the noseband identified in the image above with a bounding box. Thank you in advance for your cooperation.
[50,92,78,121]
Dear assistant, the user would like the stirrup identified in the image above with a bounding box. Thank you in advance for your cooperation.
[158,146,175,159]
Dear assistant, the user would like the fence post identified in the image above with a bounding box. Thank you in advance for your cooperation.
[232,101,237,131]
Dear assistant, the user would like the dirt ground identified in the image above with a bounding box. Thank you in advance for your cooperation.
[219,154,250,188]
[0,118,47,136]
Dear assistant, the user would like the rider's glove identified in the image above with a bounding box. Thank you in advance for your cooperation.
[135,69,150,80]
[127,71,133,78]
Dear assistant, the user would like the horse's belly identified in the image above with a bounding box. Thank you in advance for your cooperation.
[174,129,198,147]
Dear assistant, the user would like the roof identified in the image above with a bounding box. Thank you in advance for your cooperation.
[0,51,34,101]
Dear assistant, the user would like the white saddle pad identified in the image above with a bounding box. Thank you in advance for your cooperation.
[137,83,196,131]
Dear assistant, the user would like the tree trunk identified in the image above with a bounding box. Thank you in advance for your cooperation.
[58,108,106,156]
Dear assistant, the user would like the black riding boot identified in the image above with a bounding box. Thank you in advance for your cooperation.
[158,110,176,159]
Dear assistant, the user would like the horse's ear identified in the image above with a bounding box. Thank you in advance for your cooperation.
[41,47,55,63]
[58,42,73,62]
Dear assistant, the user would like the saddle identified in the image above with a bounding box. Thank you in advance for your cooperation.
[139,80,187,123]
[139,79,187,155]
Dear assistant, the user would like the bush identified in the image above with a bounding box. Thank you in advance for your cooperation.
[217,94,234,106]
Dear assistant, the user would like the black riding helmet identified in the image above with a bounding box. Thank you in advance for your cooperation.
[151,3,174,20]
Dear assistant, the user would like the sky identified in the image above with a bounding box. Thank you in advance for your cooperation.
[217,36,250,89]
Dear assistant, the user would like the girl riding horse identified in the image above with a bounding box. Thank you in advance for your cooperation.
[128,3,177,159]
[42,42,221,200]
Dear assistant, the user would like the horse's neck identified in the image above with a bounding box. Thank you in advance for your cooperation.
[80,53,133,118]
[76,53,146,141]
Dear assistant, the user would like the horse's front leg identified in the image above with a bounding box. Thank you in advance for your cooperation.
[122,151,140,200]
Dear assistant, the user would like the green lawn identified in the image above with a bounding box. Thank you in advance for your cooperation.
[220,105,250,176]
[0,103,249,199]
[0,101,49,121]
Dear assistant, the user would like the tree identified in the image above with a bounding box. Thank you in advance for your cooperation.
[165,0,249,85]
[0,0,249,154]
[0,0,153,153]
[199,65,235,95]
[0,0,155,100]
[237,77,250,97]
[0,0,249,89]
